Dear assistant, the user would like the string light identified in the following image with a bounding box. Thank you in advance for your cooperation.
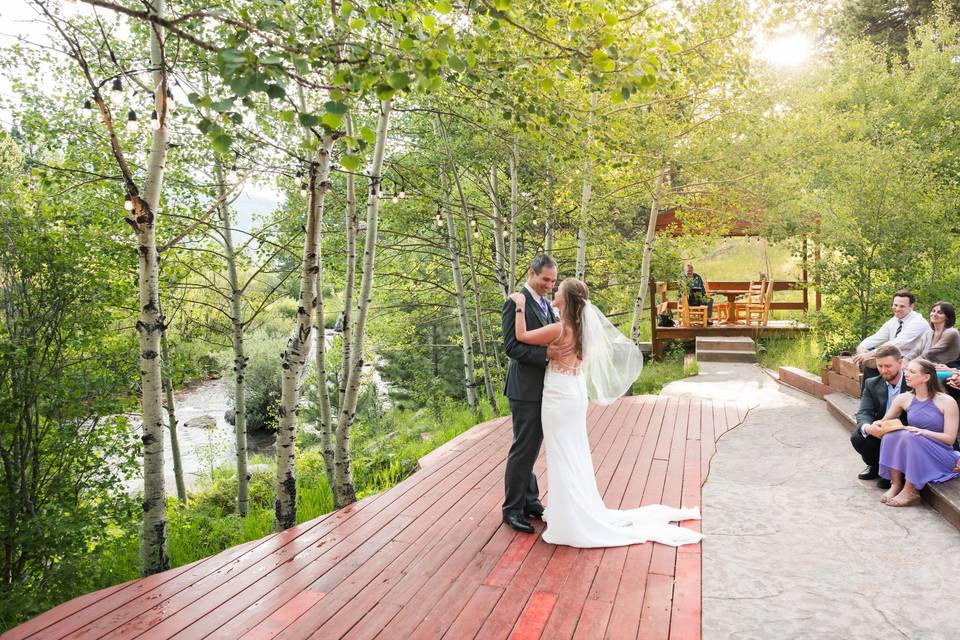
[150,109,159,130]
[80,99,92,118]
[299,182,308,197]
[473,229,481,239]
[469,218,477,227]
[165,87,176,111]
[126,109,138,132]
[226,163,238,183]
[124,194,134,211]
[110,78,124,106]
[502,229,508,238]
[435,213,443,226]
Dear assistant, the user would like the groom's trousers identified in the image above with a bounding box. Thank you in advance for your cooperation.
[504,399,543,517]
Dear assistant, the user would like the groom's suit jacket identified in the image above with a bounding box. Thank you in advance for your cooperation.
[502,288,556,402]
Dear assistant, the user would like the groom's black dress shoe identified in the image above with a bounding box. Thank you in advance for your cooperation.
[525,502,545,520]
[858,465,879,481]
[504,513,535,533]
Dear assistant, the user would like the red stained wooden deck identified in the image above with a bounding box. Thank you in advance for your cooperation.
[3,395,748,640]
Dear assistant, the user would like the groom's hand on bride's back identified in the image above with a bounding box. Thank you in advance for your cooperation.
[547,342,572,361]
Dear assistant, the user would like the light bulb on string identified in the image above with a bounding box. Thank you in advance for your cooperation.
[470,218,477,227]
[391,195,399,204]
[110,78,124,107]
[124,194,133,211]
[435,213,443,227]
[150,110,159,130]
[165,87,176,111]
[473,229,481,239]
[299,182,308,197]
[80,99,92,118]
[126,109,138,132]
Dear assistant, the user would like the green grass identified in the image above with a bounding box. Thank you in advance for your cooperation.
[756,335,827,376]
[633,347,699,395]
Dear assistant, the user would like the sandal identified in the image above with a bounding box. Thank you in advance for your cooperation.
[887,494,922,507]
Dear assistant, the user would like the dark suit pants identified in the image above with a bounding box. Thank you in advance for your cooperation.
[503,399,542,517]
[850,427,881,470]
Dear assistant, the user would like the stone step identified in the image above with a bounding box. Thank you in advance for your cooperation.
[779,366,833,399]
[696,349,756,363]
[695,336,756,352]
[831,355,862,381]
[823,390,960,534]
[825,370,862,399]
[824,392,857,431]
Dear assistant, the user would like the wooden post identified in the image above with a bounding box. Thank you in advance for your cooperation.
[814,242,822,311]
[649,280,661,360]
[801,236,809,311]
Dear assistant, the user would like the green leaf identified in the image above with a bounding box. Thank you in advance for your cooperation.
[219,48,246,64]
[422,14,436,30]
[376,84,396,100]
[299,113,321,127]
[324,101,349,115]
[265,84,286,99]
[321,113,343,129]
[388,72,410,90]
[359,126,377,145]
[602,12,617,26]
[350,17,365,30]
[211,133,232,153]
[436,0,452,14]
[341,154,362,171]
[279,110,296,123]
[211,98,235,113]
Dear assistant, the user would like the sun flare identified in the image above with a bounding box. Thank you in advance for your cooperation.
[761,33,815,68]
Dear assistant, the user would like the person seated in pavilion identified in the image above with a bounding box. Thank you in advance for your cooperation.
[677,262,713,321]
[850,290,928,383]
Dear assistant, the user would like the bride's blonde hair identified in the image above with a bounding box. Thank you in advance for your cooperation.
[559,278,588,360]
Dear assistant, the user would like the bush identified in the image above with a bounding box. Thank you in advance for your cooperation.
[217,329,286,434]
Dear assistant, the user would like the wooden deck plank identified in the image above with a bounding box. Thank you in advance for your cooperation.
[140,422,511,640]
[237,424,509,635]
[7,395,729,640]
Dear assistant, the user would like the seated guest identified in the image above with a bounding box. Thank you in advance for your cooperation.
[851,344,908,490]
[851,290,928,382]
[902,301,960,365]
[677,262,713,320]
[866,358,960,506]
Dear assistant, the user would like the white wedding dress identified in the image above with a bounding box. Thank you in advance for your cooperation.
[538,305,702,548]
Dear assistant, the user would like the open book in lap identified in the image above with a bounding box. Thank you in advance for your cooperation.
[877,419,907,437]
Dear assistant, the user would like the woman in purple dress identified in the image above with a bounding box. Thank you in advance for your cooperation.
[868,358,960,506]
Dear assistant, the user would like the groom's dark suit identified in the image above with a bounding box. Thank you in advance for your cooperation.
[502,287,555,519]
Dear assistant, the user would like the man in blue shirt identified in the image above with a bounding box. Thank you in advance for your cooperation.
[677,262,713,320]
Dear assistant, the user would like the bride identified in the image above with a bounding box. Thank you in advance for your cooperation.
[509,277,702,548]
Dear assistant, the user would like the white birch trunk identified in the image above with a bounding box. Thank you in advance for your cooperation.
[631,167,668,344]
[439,118,496,412]
[335,99,392,507]
[575,94,598,281]
[435,117,477,411]
[489,165,509,299]
[159,328,186,504]
[545,175,555,256]
[212,157,250,516]
[314,182,335,494]
[339,114,359,410]
[509,140,519,290]
[138,0,171,576]
[274,135,334,530]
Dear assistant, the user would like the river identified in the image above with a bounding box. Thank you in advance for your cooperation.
[125,329,391,494]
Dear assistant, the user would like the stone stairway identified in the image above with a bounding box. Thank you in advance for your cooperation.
[775,356,960,532]
[695,336,756,363]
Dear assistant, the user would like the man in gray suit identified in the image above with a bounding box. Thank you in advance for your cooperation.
[851,344,909,490]
[501,255,571,533]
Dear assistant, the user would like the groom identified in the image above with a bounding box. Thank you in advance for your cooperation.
[501,254,571,533]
